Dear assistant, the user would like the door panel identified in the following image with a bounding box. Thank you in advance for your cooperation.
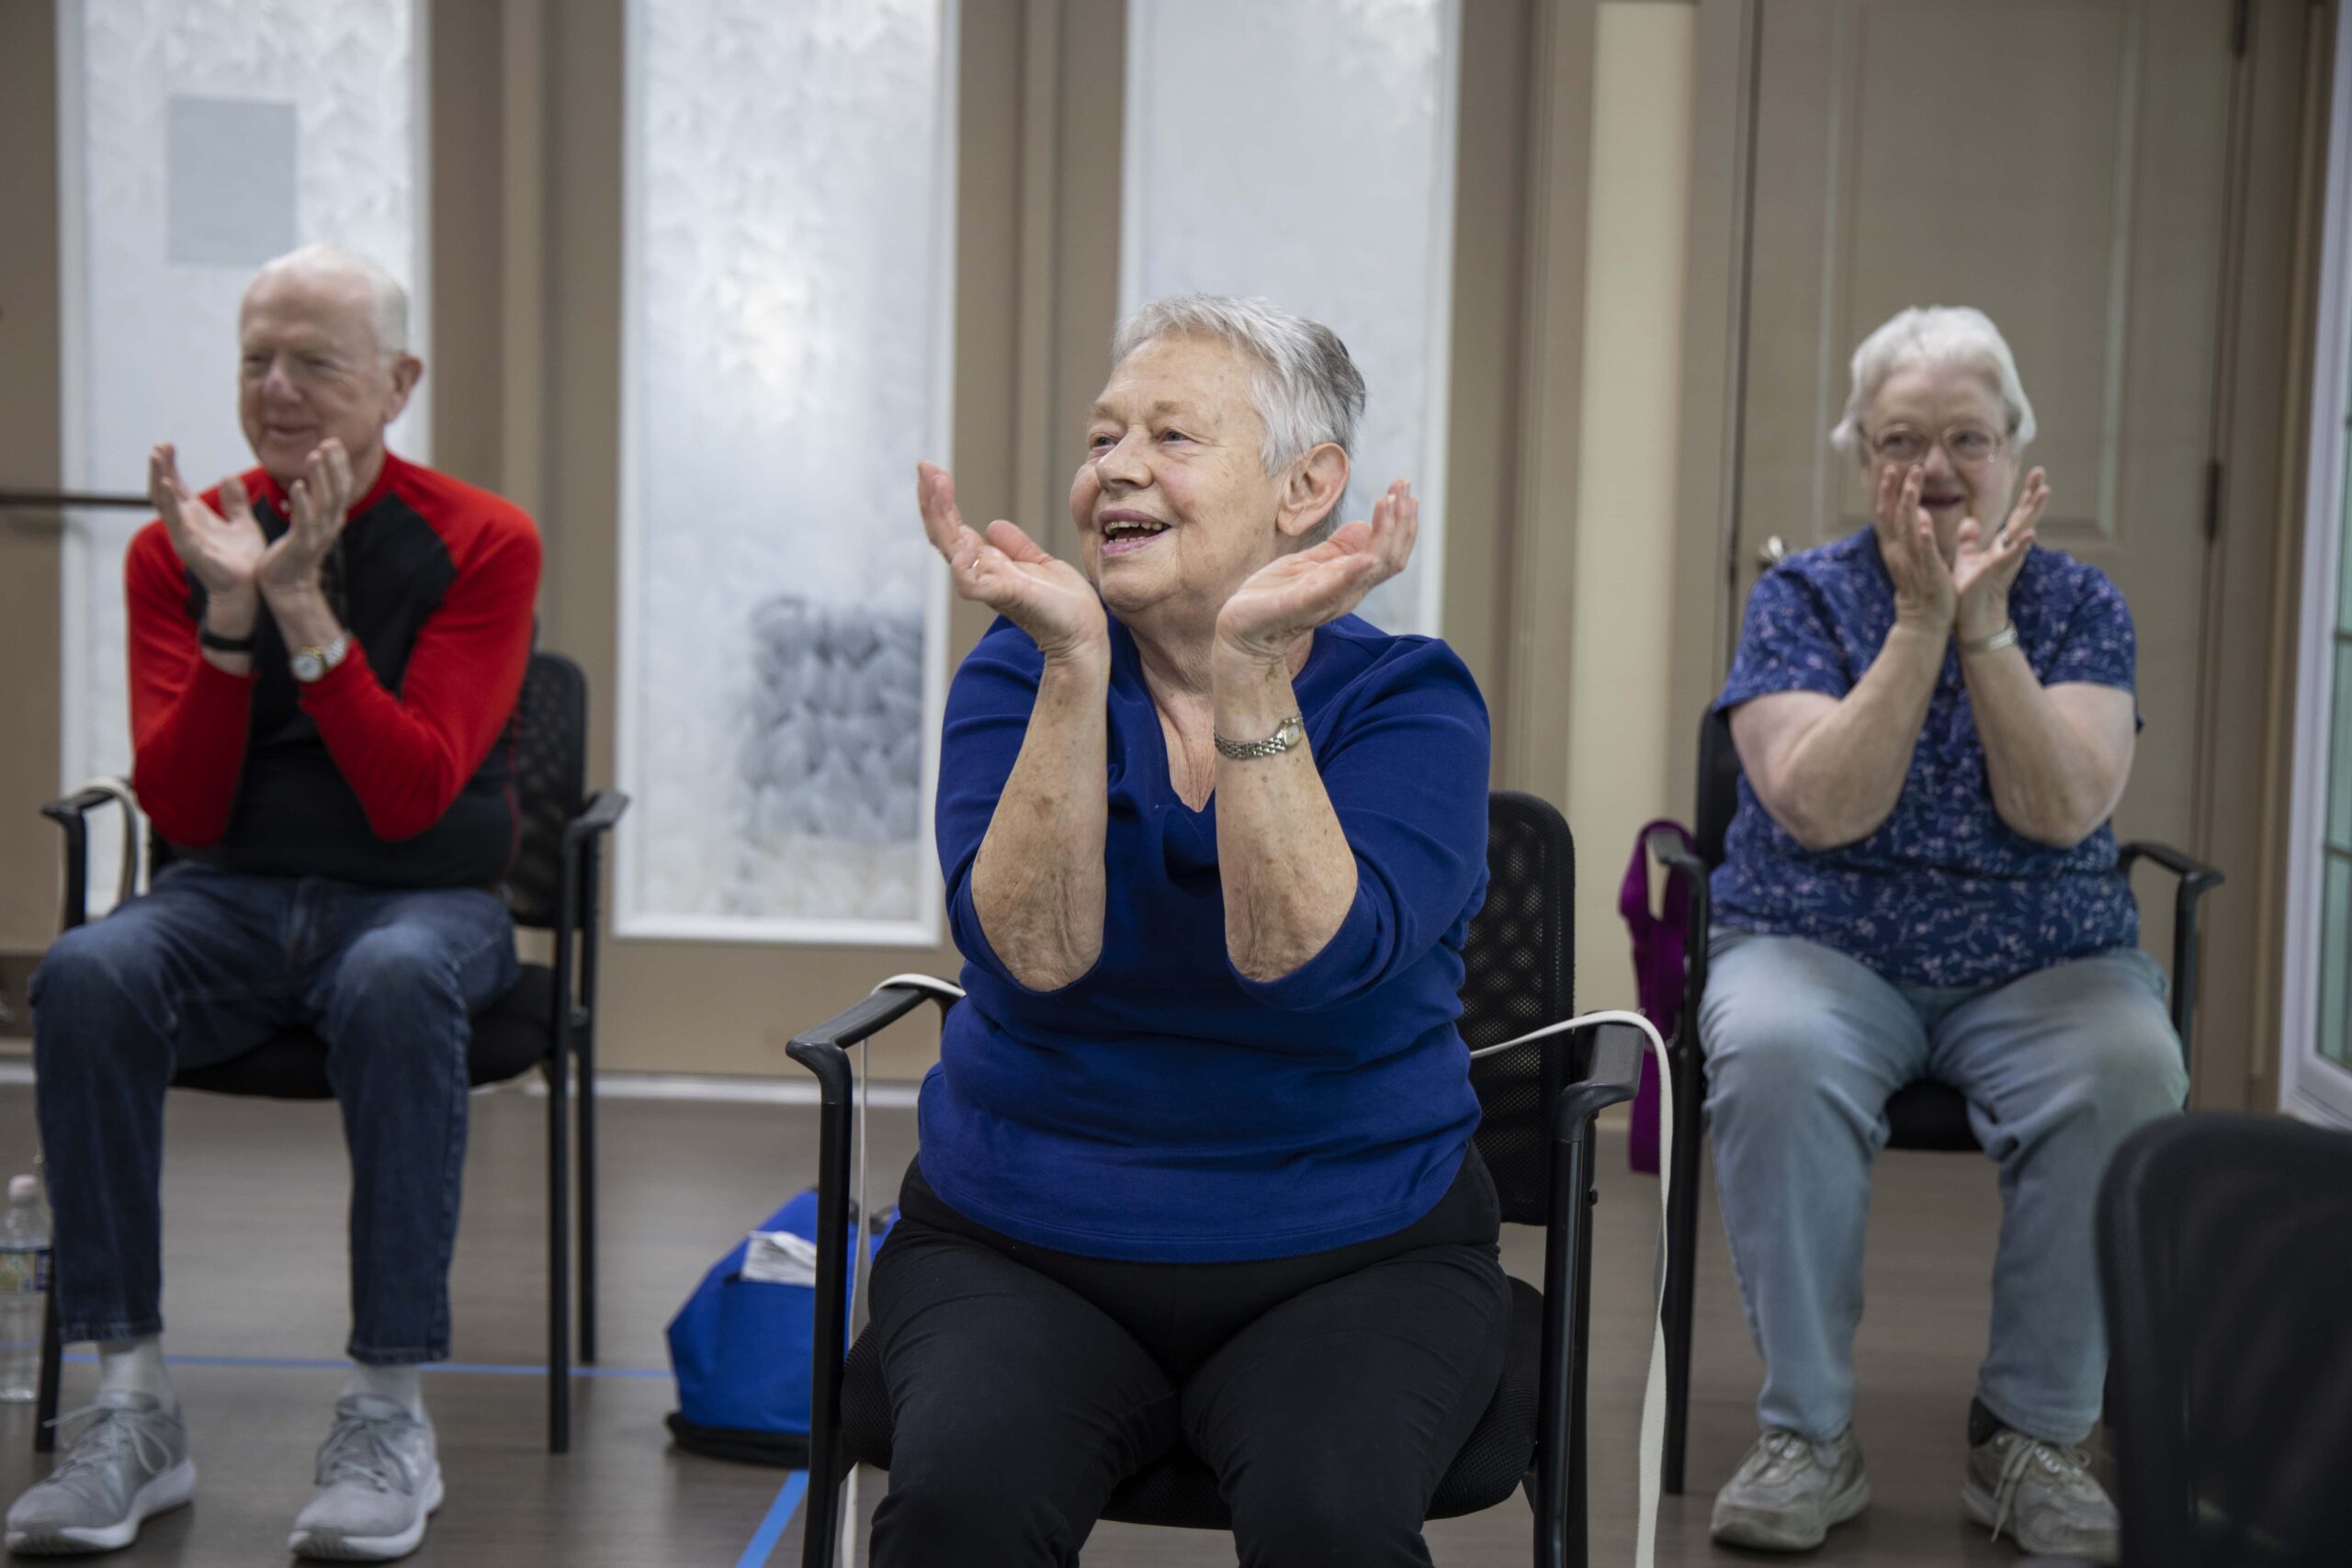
[1735,0,2236,966]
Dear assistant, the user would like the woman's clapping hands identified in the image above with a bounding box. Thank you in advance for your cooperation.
[1214,480,1418,668]
[919,461,1107,665]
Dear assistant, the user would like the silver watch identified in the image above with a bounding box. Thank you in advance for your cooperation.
[1214,714,1306,761]
[290,632,353,683]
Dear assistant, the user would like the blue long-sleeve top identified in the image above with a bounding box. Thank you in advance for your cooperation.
[914,612,1492,1262]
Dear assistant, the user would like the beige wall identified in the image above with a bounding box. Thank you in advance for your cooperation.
[0,2,64,961]
[1566,3,1699,1011]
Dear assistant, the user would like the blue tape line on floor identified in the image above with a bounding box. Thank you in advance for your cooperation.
[737,1471,809,1568]
[59,1352,669,1378]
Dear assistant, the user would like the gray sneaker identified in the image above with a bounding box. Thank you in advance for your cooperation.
[4,1393,197,1556]
[1711,1427,1871,1551]
[1963,1426,2120,1561]
[287,1395,443,1562]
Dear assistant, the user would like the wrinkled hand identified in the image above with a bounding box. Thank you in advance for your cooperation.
[255,439,356,601]
[1215,480,1418,666]
[919,461,1106,664]
[1952,467,2046,643]
[1871,462,1956,633]
[149,443,265,603]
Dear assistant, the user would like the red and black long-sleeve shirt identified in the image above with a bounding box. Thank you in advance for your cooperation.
[127,451,542,888]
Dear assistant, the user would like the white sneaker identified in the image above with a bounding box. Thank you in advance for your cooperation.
[1963,1425,2120,1562]
[287,1395,443,1562]
[1711,1426,1871,1551]
[4,1393,197,1556]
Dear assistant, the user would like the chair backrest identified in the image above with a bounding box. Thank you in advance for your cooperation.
[501,650,589,931]
[1462,790,1577,1227]
[140,651,585,932]
[2098,1112,2352,1568]
[1693,705,1742,869]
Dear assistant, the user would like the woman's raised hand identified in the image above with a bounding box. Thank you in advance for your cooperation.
[1951,466,2046,643]
[1215,479,1418,666]
[1871,462,1957,634]
[919,461,1106,664]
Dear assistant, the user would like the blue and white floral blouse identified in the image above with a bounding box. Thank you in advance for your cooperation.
[1712,527,2139,989]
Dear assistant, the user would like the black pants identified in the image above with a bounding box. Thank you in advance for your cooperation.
[866,1149,1512,1568]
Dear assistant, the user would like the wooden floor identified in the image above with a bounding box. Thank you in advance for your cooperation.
[0,1079,2052,1565]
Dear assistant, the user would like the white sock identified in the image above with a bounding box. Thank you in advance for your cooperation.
[342,1362,425,1421]
[96,1337,175,1409]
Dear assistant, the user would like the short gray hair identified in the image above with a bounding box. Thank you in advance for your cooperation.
[249,243,411,358]
[1111,294,1366,540]
[1829,305,2036,459]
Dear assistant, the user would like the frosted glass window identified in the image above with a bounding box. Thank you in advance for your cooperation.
[617,0,956,942]
[1121,0,1460,636]
[58,0,429,911]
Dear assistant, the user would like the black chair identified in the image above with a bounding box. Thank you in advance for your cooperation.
[1641,705,2222,1494]
[28,650,626,1456]
[2098,1112,2352,1568]
[785,791,1646,1568]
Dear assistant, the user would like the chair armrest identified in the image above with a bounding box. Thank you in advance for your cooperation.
[560,788,629,850]
[1546,1022,1645,1143]
[40,786,132,931]
[2116,840,2224,898]
[786,983,947,1083]
[784,980,958,1479]
[2115,840,2224,1067]
[1644,828,1713,1057]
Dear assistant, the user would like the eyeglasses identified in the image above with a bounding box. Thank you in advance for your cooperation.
[1867,424,2006,467]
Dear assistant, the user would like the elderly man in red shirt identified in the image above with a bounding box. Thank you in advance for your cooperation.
[7,243,539,1562]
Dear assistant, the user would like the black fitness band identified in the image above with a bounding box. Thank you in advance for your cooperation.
[198,626,258,654]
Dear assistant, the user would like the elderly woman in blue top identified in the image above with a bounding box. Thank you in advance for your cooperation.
[869,296,1504,1568]
[1699,305,2183,1561]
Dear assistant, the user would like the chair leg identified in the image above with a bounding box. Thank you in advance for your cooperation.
[800,1460,843,1568]
[33,1272,61,1455]
[1663,1048,1704,1496]
[546,1053,571,1455]
[576,1026,597,1366]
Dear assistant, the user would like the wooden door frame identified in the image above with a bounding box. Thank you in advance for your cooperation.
[1668,0,2327,1111]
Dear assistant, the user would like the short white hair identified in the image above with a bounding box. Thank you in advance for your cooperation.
[248,243,410,357]
[1110,294,1365,539]
[1830,305,2036,458]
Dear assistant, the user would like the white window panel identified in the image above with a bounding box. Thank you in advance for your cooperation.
[617,0,956,943]
[57,0,429,913]
[2283,5,2352,1129]
[1121,0,1460,637]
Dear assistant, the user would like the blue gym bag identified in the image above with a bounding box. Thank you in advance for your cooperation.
[665,1189,893,1466]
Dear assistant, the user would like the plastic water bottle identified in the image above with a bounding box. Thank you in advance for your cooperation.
[0,1174,51,1403]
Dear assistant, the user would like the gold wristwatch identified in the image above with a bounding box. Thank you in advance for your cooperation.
[290,633,353,683]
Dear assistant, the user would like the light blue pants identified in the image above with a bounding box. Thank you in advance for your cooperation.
[1697,932,2186,1446]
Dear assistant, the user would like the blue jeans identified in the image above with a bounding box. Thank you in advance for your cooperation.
[30,863,518,1365]
[1697,932,2186,1446]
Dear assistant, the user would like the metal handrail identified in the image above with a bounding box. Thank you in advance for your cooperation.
[0,489,149,511]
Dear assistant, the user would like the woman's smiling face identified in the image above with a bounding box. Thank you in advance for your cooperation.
[1069,334,1293,628]
[1860,363,2019,555]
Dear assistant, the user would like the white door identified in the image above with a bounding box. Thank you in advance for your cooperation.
[1731,0,2238,986]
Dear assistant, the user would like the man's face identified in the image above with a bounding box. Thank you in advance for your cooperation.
[236,267,418,488]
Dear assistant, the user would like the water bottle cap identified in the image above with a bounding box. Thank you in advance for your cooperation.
[6,1176,35,1201]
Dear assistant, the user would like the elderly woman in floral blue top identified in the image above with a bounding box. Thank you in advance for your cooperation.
[1699,307,2182,1562]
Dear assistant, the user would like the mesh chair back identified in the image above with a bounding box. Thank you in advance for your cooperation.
[2099,1112,2352,1568]
[501,651,588,931]
[1694,706,1741,868]
[139,652,582,931]
[1463,790,1575,1227]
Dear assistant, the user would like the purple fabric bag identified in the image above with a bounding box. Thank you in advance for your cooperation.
[1618,819,1700,1174]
